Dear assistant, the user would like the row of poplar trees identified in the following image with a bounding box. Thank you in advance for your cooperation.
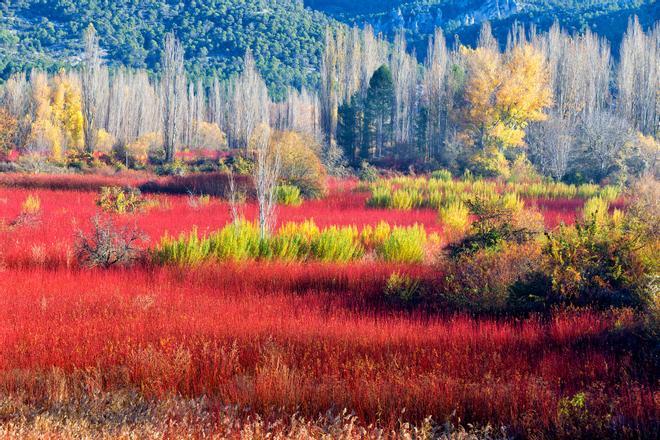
[321,19,658,180]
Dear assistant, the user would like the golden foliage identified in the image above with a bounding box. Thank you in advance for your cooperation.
[271,130,327,198]
[0,108,18,153]
[28,72,85,159]
[461,44,553,151]
[194,121,227,151]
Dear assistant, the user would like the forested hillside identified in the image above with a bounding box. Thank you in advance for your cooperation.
[0,0,657,96]
[308,0,658,54]
[0,0,333,98]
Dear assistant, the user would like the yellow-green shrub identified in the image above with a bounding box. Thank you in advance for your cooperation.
[21,194,41,216]
[376,225,427,263]
[311,226,363,262]
[153,228,213,266]
[366,185,392,208]
[97,186,146,214]
[439,200,470,234]
[582,197,610,228]
[276,184,303,206]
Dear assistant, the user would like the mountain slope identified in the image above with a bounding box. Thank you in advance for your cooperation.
[0,1,657,96]
[307,0,658,54]
[0,0,334,97]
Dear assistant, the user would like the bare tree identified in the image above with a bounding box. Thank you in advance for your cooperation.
[478,22,499,51]
[81,24,107,153]
[251,124,280,238]
[391,29,418,151]
[617,17,659,137]
[161,33,186,162]
[228,50,270,150]
[575,111,634,182]
[320,28,341,146]
[1,72,31,147]
[107,69,160,147]
[527,113,574,180]
[423,28,449,160]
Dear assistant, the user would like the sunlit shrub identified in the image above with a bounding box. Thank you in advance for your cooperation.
[501,192,525,213]
[209,221,263,262]
[582,196,610,227]
[97,186,147,214]
[153,228,213,266]
[274,131,327,198]
[576,183,600,199]
[366,185,392,208]
[430,169,452,181]
[360,221,391,249]
[391,188,422,210]
[376,225,427,263]
[599,185,620,202]
[439,200,470,236]
[544,217,649,308]
[311,226,363,262]
[276,184,303,206]
[21,194,41,216]
[449,194,539,257]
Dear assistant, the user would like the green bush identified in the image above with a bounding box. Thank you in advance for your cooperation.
[276,184,303,206]
[391,189,423,210]
[153,228,213,266]
[359,161,379,183]
[439,200,470,234]
[366,185,392,208]
[311,226,363,262]
[384,272,424,305]
[209,221,263,261]
[376,225,427,263]
[544,217,649,308]
[97,186,147,214]
[430,169,452,181]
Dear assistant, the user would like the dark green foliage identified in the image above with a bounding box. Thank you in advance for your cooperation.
[308,1,657,57]
[336,95,362,166]
[363,65,394,160]
[448,195,536,258]
[0,0,335,98]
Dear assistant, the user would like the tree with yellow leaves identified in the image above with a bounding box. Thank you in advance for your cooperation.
[460,44,553,176]
[27,71,84,160]
[51,73,84,151]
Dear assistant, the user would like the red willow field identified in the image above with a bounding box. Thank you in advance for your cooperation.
[0,175,656,438]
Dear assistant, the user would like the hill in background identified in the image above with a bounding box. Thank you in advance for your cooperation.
[0,0,657,96]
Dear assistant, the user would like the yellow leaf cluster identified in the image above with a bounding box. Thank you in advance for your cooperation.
[461,44,553,150]
[28,72,84,159]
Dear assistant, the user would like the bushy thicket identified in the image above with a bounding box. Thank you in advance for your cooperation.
[438,179,658,315]
[153,220,432,265]
[96,186,147,214]
[366,175,622,211]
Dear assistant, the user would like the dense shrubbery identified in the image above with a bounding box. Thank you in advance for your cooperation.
[274,131,327,199]
[437,178,659,314]
[276,184,303,207]
[366,175,622,211]
[153,220,430,265]
[96,186,147,214]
